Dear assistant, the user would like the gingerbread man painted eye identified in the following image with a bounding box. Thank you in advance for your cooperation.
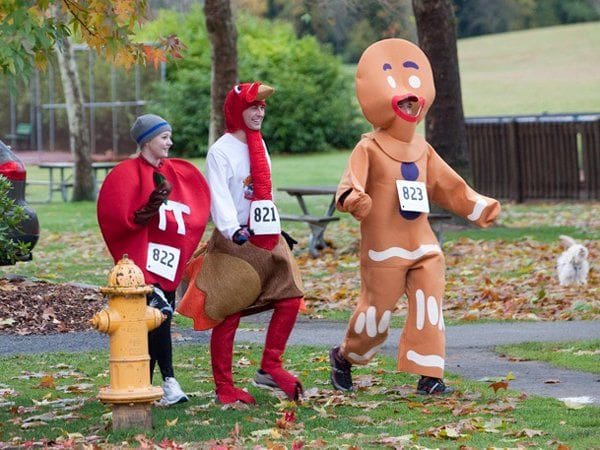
[408,75,421,89]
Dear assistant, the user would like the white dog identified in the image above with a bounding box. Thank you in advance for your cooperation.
[556,235,589,286]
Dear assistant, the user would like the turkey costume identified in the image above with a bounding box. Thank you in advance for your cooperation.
[177,82,304,404]
[329,39,500,394]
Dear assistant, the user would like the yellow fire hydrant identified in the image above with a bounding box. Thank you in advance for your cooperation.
[91,255,165,430]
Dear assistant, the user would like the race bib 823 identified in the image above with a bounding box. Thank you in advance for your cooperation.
[396,180,430,213]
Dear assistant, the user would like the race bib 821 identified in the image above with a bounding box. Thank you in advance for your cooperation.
[249,200,281,235]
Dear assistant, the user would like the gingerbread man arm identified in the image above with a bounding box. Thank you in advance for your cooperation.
[426,145,500,228]
[336,141,373,221]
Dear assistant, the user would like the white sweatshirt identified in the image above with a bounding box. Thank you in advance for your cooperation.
[205,133,272,240]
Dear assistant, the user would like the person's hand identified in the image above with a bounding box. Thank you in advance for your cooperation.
[281,230,298,250]
[344,190,372,221]
[148,287,173,318]
[133,177,173,224]
[232,226,253,245]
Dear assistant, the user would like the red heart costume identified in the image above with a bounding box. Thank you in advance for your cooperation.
[97,156,210,290]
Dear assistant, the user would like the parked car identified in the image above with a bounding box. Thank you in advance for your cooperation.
[0,139,39,265]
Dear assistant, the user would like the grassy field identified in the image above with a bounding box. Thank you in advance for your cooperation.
[346,22,600,117]
[0,344,598,448]
[496,339,600,375]
[458,21,600,116]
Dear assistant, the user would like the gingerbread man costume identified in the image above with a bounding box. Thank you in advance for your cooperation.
[329,39,500,394]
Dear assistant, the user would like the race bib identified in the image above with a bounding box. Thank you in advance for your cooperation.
[249,200,281,235]
[146,242,181,281]
[396,180,430,213]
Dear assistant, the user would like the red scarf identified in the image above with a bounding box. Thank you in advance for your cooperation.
[224,82,278,250]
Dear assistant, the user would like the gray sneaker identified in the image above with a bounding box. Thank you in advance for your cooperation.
[155,377,189,406]
[252,370,286,397]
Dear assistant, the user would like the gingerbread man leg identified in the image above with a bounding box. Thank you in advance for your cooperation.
[398,252,446,378]
[341,264,408,365]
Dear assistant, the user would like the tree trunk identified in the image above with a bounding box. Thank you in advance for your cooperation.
[55,36,94,201]
[204,0,238,147]
[412,0,472,181]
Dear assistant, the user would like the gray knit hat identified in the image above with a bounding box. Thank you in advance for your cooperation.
[130,114,172,146]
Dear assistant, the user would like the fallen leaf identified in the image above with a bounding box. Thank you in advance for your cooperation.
[166,417,178,427]
[489,380,509,393]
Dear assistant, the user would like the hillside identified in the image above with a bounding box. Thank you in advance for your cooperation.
[458,21,600,116]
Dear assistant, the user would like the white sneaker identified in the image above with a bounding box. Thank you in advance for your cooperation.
[155,377,189,406]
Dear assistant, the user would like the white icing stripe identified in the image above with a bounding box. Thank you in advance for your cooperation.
[407,350,445,369]
[427,296,439,326]
[416,289,425,330]
[348,344,382,363]
[354,312,366,334]
[467,197,487,221]
[368,244,442,262]
[378,310,391,334]
[366,306,377,337]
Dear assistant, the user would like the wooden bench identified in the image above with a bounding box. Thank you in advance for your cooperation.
[278,186,339,257]
[280,214,339,258]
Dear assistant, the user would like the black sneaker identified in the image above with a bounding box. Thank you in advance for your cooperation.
[329,346,353,391]
[416,376,454,395]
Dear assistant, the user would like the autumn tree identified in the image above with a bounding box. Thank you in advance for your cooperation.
[412,0,471,180]
[0,0,184,200]
[204,0,238,146]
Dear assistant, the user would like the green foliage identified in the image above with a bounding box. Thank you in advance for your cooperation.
[141,8,364,156]
[454,0,599,38]
[0,3,70,85]
[0,175,29,264]
[260,0,416,63]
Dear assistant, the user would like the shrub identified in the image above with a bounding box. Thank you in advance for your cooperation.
[0,175,29,264]
[139,8,366,156]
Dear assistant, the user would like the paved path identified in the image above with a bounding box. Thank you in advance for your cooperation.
[1,318,598,405]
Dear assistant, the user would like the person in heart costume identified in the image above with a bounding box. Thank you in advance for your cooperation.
[177,82,304,404]
[97,114,210,406]
[328,39,501,395]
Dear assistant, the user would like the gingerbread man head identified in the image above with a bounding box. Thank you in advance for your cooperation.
[356,39,435,142]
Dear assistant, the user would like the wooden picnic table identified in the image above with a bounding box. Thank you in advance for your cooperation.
[278,185,453,255]
[35,161,117,202]
[277,185,339,257]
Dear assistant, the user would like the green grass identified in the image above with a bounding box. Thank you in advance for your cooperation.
[446,225,600,243]
[0,344,598,447]
[458,21,600,116]
[496,340,600,375]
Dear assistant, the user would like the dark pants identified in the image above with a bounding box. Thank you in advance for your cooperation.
[148,288,175,382]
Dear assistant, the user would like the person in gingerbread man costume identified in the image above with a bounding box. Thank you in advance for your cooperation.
[97,114,210,406]
[328,39,501,395]
[177,82,304,404]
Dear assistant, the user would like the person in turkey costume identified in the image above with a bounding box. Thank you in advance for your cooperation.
[97,114,210,406]
[328,39,501,395]
[177,82,304,404]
